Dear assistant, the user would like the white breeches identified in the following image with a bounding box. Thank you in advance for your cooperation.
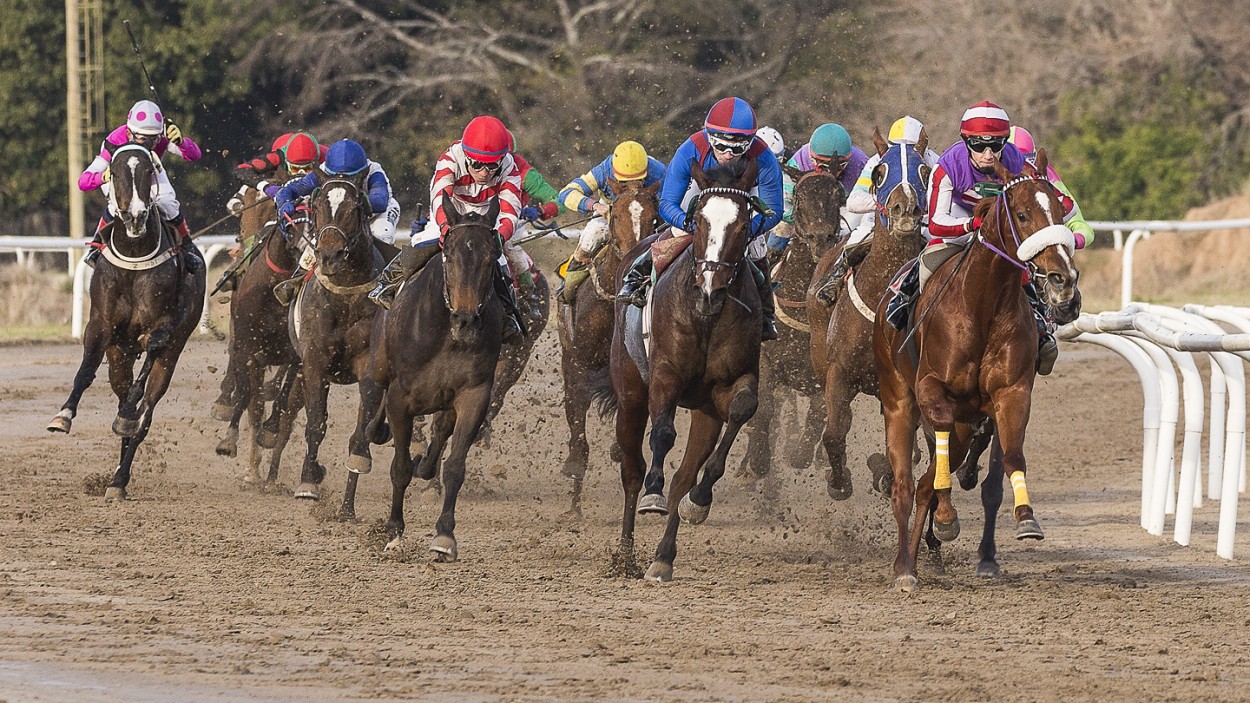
[369,197,401,245]
[576,216,610,255]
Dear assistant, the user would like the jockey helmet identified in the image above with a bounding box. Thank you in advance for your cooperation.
[462,116,511,163]
[756,126,785,159]
[887,116,925,145]
[1009,125,1036,158]
[271,133,296,152]
[704,97,757,137]
[283,133,321,174]
[611,141,650,181]
[809,123,852,159]
[960,101,1011,137]
[324,139,369,175]
[126,100,164,136]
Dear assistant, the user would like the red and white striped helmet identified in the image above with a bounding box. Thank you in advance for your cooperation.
[959,101,1011,137]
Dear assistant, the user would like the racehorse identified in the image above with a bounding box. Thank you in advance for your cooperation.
[607,159,762,581]
[558,179,660,513]
[292,172,391,517]
[873,151,1081,592]
[736,164,845,479]
[46,144,206,500]
[213,200,307,485]
[809,129,930,500]
[368,202,506,561]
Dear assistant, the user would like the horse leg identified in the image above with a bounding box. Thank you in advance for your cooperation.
[915,379,961,541]
[113,327,171,438]
[648,408,723,583]
[637,396,678,516]
[615,378,648,576]
[789,390,825,469]
[242,363,266,483]
[821,365,858,500]
[295,370,331,501]
[215,385,244,458]
[994,394,1044,540]
[956,417,994,490]
[977,436,1006,577]
[735,381,772,482]
[339,378,385,520]
[384,398,415,550]
[560,359,591,515]
[682,377,758,525]
[430,384,493,562]
[47,319,111,434]
[258,365,296,449]
[417,410,455,482]
[212,347,239,422]
[108,349,179,500]
[882,393,921,592]
[265,371,304,484]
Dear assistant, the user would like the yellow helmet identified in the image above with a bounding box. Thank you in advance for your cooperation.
[611,141,649,181]
[887,116,925,145]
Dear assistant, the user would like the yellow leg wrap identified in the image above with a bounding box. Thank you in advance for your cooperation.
[1010,470,1031,508]
[933,431,951,490]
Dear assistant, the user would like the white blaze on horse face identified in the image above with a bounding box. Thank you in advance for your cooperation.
[629,199,643,242]
[327,186,347,220]
[699,196,740,293]
[1035,191,1055,225]
[127,155,146,224]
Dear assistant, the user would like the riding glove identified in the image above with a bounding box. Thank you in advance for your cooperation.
[164,121,183,145]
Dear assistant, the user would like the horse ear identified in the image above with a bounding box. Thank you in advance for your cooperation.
[441,200,461,228]
[871,162,888,191]
[1034,147,1049,176]
[992,160,1015,183]
[606,177,623,199]
[972,194,996,221]
[872,127,888,157]
[781,163,804,182]
[645,179,662,196]
[487,196,501,228]
[736,157,760,192]
[916,127,929,157]
[691,159,710,190]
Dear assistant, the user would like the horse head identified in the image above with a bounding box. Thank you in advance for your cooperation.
[976,150,1081,324]
[782,162,844,256]
[108,144,159,241]
[870,127,931,239]
[311,171,370,277]
[606,178,661,254]
[440,198,503,344]
[689,157,759,317]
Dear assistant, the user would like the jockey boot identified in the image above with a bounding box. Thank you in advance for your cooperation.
[1025,282,1059,375]
[815,239,872,307]
[168,218,204,275]
[749,257,780,341]
[516,269,544,322]
[368,244,439,310]
[273,269,306,307]
[214,269,237,294]
[559,252,593,305]
[885,261,920,331]
[83,215,112,269]
[616,250,653,308]
[494,263,525,341]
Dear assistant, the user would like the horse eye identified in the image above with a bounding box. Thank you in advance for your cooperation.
[1017,211,1028,222]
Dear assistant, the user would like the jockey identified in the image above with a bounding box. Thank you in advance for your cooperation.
[556,140,666,303]
[756,126,787,162]
[766,123,869,261]
[918,101,1079,375]
[271,139,402,305]
[617,96,784,340]
[78,99,204,272]
[508,132,566,319]
[814,116,940,306]
[1009,125,1095,248]
[367,115,527,339]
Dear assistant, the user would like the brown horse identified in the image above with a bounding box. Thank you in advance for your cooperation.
[292,172,391,517]
[607,159,762,581]
[47,144,206,500]
[873,151,1081,592]
[558,179,660,513]
[737,165,845,479]
[809,130,930,500]
[368,202,506,561]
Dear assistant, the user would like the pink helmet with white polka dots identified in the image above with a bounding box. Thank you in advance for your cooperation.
[126,100,163,136]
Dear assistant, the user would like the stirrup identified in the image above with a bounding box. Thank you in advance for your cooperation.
[617,282,648,308]
[762,317,780,341]
[368,280,401,310]
[83,248,100,269]
[815,275,844,307]
[503,313,523,341]
[1037,337,1059,376]
[273,279,300,307]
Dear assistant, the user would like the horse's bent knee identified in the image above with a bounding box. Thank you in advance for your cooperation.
[727,390,758,424]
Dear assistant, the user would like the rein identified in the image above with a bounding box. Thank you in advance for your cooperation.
[440,222,499,312]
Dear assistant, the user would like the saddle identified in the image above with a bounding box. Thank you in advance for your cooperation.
[884,236,970,331]
[650,227,691,279]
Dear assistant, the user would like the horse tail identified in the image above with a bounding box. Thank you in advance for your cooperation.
[588,366,618,420]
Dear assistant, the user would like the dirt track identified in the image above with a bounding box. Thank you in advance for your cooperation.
[1,335,1248,702]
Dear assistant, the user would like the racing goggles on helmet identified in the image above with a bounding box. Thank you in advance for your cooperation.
[964,135,1008,154]
[812,152,851,173]
[467,158,502,174]
[707,131,752,157]
[287,161,315,177]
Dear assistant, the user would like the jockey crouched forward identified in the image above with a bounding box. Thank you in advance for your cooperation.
[78,99,204,273]
[271,139,401,305]
[367,115,528,340]
[616,96,784,340]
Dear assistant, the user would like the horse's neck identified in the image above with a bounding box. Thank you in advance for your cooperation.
[864,221,922,269]
[267,229,299,271]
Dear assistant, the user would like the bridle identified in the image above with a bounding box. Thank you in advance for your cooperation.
[977,175,1074,289]
[690,186,761,288]
[793,168,846,245]
[314,178,369,248]
[439,221,499,314]
[872,144,929,237]
[108,144,160,243]
[607,187,659,256]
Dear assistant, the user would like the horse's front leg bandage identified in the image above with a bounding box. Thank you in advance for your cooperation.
[1010,470,1031,508]
[933,431,951,490]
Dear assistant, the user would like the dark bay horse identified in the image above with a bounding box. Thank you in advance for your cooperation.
[737,165,845,479]
[214,205,306,485]
[873,152,1081,592]
[293,172,390,517]
[47,144,205,500]
[810,129,930,500]
[558,179,660,513]
[369,202,506,561]
[608,159,762,582]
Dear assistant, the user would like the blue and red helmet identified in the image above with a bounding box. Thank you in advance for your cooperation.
[704,97,757,137]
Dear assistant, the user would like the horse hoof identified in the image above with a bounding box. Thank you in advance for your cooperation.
[678,494,710,525]
[347,454,372,475]
[104,486,127,502]
[826,481,853,502]
[112,415,140,438]
[644,561,673,582]
[210,402,233,422]
[47,411,73,434]
[976,561,1001,579]
[294,483,321,501]
[889,575,918,593]
[240,469,263,485]
[430,535,458,562]
[636,493,668,515]
[1015,518,1045,541]
[215,439,237,457]
[867,454,892,496]
[933,518,961,543]
[384,535,405,552]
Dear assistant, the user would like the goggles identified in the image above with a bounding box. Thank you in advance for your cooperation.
[964,135,1008,154]
[708,132,752,157]
[812,153,851,172]
[467,158,502,174]
[287,162,315,177]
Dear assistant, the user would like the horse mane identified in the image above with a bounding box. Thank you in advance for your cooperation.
[702,158,751,187]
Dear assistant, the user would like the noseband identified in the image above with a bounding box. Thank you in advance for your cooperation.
[440,222,498,314]
[978,176,1075,284]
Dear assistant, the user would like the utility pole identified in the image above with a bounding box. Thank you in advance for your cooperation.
[65,0,104,273]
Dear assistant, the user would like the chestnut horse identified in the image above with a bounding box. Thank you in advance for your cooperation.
[47,144,206,500]
[558,179,660,513]
[809,129,930,500]
[608,159,762,581]
[873,151,1081,592]
[368,202,506,561]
